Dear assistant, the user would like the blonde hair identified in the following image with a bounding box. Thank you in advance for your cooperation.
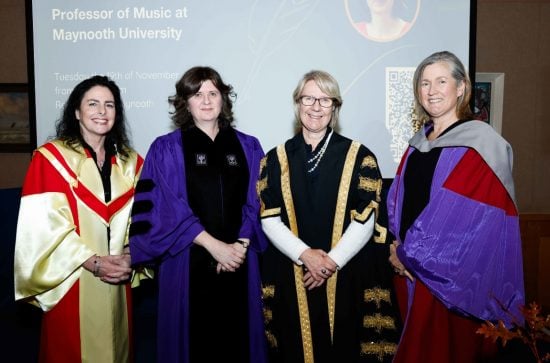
[292,70,343,131]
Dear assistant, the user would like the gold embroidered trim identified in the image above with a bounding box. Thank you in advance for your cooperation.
[363,313,396,333]
[350,200,378,223]
[263,307,273,323]
[277,145,314,363]
[374,222,387,244]
[364,287,391,308]
[361,341,397,360]
[262,282,278,349]
[261,207,281,218]
[361,155,378,169]
[257,176,268,196]
[265,330,278,348]
[358,176,382,194]
[260,199,266,215]
[258,156,268,214]
[327,141,360,340]
[350,201,386,244]
[262,284,275,299]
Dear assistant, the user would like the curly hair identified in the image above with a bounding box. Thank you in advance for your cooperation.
[55,75,131,158]
[169,66,236,130]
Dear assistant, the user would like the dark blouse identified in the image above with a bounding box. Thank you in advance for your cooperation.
[399,120,471,241]
[83,140,114,202]
[182,126,249,260]
[304,127,333,183]
[83,141,115,248]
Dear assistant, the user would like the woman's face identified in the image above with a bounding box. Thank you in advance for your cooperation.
[187,80,222,125]
[75,85,116,142]
[419,61,464,122]
[299,80,334,135]
[367,0,394,15]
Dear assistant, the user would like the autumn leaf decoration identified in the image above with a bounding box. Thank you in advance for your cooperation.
[477,302,550,362]
[477,320,517,346]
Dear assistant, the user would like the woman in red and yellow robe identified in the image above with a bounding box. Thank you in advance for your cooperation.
[14,76,143,363]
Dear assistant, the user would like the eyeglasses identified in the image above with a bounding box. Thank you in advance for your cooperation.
[299,96,334,108]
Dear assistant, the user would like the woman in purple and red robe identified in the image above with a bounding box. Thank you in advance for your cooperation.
[387,51,524,363]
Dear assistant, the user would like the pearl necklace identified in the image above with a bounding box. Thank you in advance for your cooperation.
[306,130,333,173]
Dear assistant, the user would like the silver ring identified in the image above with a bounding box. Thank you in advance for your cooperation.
[321,268,327,274]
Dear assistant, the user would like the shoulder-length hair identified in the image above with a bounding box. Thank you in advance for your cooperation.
[292,70,343,132]
[55,75,131,158]
[412,50,473,128]
[169,66,236,130]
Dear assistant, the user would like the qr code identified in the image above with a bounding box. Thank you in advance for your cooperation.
[386,67,415,162]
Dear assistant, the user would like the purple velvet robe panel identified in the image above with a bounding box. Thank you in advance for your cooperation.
[130,129,268,363]
[387,146,524,327]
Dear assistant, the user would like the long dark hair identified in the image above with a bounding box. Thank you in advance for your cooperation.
[169,66,236,130]
[55,75,131,158]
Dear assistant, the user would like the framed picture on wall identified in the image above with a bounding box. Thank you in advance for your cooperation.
[0,83,31,152]
[473,73,505,134]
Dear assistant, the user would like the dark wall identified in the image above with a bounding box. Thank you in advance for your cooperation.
[0,188,41,362]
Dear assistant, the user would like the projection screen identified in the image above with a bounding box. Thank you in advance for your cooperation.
[28,0,474,177]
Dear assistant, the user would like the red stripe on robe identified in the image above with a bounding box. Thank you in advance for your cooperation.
[393,149,506,363]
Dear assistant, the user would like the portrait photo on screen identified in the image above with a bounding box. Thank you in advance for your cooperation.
[345,0,420,43]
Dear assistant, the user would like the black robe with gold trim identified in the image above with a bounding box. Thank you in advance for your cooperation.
[259,132,399,363]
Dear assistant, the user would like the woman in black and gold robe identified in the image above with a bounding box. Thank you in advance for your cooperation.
[259,70,399,363]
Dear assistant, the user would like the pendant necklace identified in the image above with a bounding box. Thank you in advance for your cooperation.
[307,130,333,173]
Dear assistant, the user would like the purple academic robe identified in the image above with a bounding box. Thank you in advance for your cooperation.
[387,121,524,327]
[130,129,268,363]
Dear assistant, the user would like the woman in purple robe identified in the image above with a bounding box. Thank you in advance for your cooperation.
[387,51,524,363]
[129,66,268,363]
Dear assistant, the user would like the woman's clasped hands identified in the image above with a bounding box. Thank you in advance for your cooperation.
[214,240,248,274]
[299,248,338,290]
[83,253,133,284]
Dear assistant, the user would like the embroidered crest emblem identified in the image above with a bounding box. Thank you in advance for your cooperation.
[196,153,207,166]
[226,154,238,166]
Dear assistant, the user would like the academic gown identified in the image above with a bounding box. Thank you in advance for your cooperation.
[129,128,268,363]
[14,140,143,363]
[387,120,525,363]
[259,131,400,363]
